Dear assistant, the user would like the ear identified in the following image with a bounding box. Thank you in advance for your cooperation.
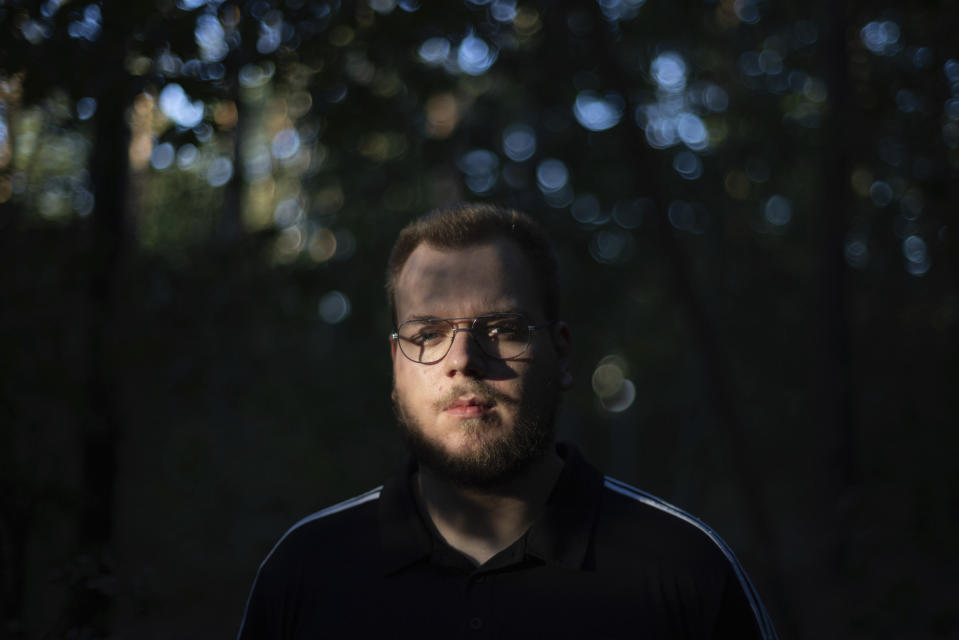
[390,336,398,402]
[550,321,573,390]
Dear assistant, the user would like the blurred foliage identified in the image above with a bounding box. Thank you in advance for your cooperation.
[1,0,958,638]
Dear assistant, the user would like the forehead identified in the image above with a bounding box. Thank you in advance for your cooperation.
[394,239,541,322]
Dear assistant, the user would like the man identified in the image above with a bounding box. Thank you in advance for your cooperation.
[238,203,778,639]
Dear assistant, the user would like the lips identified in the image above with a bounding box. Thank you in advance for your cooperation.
[444,397,494,418]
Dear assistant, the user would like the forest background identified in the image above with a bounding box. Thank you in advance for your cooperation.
[1,0,957,637]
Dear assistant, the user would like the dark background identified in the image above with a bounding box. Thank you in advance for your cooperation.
[2,0,957,637]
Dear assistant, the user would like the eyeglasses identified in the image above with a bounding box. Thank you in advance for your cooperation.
[391,313,551,364]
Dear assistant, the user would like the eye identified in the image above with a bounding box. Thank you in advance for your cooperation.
[485,321,521,340]
[406,323,449,345]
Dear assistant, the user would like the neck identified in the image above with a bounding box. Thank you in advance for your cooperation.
[414,451,564,567]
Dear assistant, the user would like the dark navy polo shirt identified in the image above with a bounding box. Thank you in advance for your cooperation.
[237,443,777,639]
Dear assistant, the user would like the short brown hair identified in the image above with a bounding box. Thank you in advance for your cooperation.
[386,203,560,325]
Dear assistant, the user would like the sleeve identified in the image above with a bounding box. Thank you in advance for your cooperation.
[710,563,778,640]
[236,566,274,640]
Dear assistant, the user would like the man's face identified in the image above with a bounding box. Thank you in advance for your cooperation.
[390,238,571,487]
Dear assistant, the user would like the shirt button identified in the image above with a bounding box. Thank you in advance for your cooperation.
[474,575,485,583]
[468,617,483,630]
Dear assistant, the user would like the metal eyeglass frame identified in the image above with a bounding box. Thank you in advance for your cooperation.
[390,313,553,365]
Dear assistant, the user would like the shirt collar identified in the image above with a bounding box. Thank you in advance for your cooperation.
[377,442,603,575]
[525,442,602,570]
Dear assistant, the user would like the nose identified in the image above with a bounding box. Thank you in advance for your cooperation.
[444,327,487,378]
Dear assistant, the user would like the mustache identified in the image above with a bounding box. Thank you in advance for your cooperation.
[432,381,518,411]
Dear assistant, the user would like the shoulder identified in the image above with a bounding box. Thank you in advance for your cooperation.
[258,486,383,573]
[237,487,384,638]
[598,476,777,640]
[600,476,732,561]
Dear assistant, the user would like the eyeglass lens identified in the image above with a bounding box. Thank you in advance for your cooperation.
[396,315,530,363]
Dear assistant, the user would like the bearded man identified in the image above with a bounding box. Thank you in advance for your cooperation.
[237,203,778,639]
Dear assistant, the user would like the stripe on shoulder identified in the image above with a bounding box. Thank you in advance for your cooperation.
[603,477,778,640]
[237,486,383,639]
[261,485,382,568]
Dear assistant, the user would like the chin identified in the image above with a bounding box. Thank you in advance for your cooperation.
[394,399,555,489]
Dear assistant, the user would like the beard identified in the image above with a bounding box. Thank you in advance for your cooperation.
[393,378,558,489]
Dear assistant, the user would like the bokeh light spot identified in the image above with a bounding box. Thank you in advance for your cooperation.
[150,142,175,170]
[651,52,687,92]
[274,198,304,228]
[309,228,337,262]
[490,0,517,22]
[176,143,199,170]
[195,13,228,62]
[272,128,301,160]
[536,158,569,193]
[844,232,869,269]
[668,200,707,234]
[502,124,536,162]
[592,355,636,412]
[77,97,97,120]
[734,0,760,24]
[573,91,623,131]
[206,157,233,187]
[571,194,600,224]
[673,150,703,180]
[159,83,204,128]
[903,235,930,276]
[418,37,450,65]
[319,291,351,324]
[589,229,635,264]
[613,198,652,229]
[763,194,792,226]
[869,180,893,207]
[457,149,500,195]
[704,85,729,112]
[677,113,708,150]
[457,35,497,75]
[861,20,901,56]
